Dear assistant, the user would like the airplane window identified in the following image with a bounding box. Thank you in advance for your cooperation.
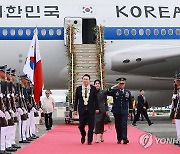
[131,29,136,36]
[168,29,173,35]
[146,29,151,36]
[19,59,23,63]
[116,29,122,36]
[26,29,31,36]
[139,29,144,36]
[10,29,15,36]
[18,29,23,36]
[41,29,46,36]
[136,58,142,62]
[123,59,130,63]
[49,29,54,36]
[161,29,166,35]
[56,29,62,36]
[2,29,8,36]
[154,29,159,35]
[176,29,180,35]
[19,54,22,58]
[124,29,129,36]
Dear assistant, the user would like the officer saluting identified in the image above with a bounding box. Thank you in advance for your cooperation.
[106,77,132,144]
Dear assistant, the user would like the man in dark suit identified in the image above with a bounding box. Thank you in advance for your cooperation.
[132,89,153,126]
[74,74,99,145]
[106,77,132,144]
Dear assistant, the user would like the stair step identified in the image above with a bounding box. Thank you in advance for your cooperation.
[76,70,97,73]
[76,55,97,58]
[74,44,97,50]
[77,72,97,75]
[76,61,97,64]
[75,51,97,55]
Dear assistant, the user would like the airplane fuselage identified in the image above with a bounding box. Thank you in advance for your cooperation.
[0,0,180,106]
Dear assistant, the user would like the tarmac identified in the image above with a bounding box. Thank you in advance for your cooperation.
[14,115,178,152]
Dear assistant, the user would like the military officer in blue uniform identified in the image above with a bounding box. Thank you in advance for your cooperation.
[106,77,132,144]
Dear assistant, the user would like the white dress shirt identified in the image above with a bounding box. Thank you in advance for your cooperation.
[41,96,55,113]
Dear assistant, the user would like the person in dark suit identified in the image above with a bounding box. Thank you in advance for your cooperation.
[106,77,132,144]
[74,74,99,145]
[132,89,153,126]
[94,79,109,143]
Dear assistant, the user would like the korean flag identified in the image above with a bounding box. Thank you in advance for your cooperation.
[82,6,95,14]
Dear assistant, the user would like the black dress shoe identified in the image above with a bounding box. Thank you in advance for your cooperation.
[19,140,30,143]
[88,142,92,145]
[30,136,37,140]
[174,141,180,145]
[0,150,6,154]
[117,141,121,144]
[6,147,17,152]
[32,134,39,138]
[26,138,33,141]
[123,140,129,144]
[148,122,153,126]
[0,150,11,154]
[12,144,21,149]
[132,123,137,126]
[81,137,85,144]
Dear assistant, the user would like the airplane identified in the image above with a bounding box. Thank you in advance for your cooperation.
[0,0,180,106]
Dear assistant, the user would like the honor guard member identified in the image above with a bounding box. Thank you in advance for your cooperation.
[7,69,21,149]
[3,67,18,152]
[4,68,21,152]
[0,65,11,154]
[16,75,30,144]
[106,77,132,144]
[28,82,39,139]
[20,75,34,142]
[171,74,180,147]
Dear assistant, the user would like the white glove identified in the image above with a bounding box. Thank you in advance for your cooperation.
[172,94,177,100]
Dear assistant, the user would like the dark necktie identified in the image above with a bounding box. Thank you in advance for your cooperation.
[85,88,87,98]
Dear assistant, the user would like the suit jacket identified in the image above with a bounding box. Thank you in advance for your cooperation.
[137,95,149,110]
[97,90,108,113]
[74,85,99,116]
[106,88,132,114]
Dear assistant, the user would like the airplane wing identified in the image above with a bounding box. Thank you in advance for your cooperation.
[110,45,180,77]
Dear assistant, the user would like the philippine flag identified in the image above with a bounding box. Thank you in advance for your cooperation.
[23,28,43,103]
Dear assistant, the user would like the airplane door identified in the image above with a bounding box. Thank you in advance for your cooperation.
[64,17,82,45]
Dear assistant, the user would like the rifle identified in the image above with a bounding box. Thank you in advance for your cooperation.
[29,82,39,117]
[9,69,18,123]
[170,75,180,119]
[16,79,28,121]
[3,68,14,126]
[0,79,8,127]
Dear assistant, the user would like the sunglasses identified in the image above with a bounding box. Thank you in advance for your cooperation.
[45,93,50,94]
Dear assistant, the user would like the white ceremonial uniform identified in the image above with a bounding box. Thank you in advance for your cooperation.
[0,110,7,151]
[11,111,18,145]
[18,107,27,141]
[30,107,36,135]
[6,110,16,148]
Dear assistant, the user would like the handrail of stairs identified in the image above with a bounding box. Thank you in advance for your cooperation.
[98,25,104,90]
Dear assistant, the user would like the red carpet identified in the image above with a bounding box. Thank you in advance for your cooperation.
[16,124,180,154]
